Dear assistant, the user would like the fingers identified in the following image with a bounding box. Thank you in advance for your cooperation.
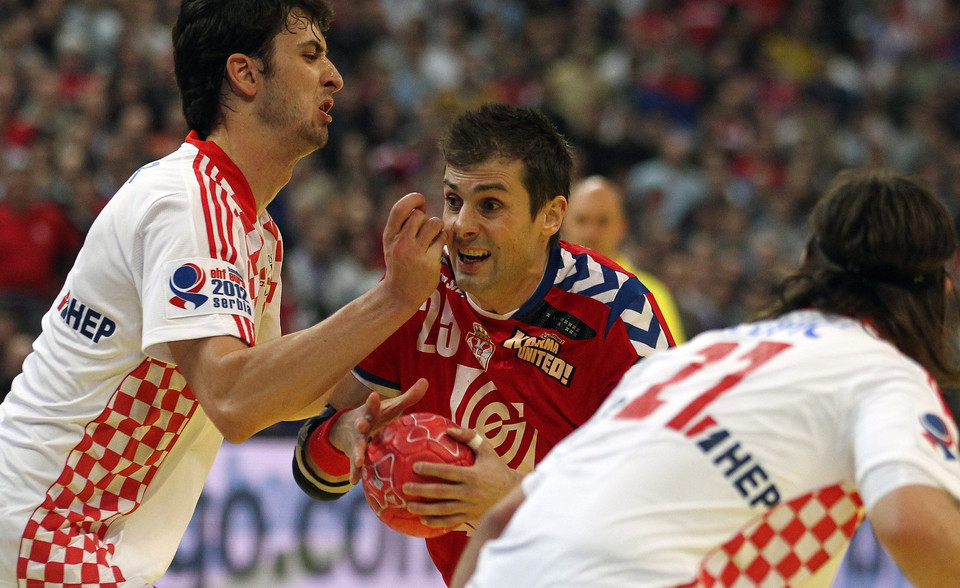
[383,192,427,237]
[348,433,365,484]
[380,194,444,309]
[354,392,381,436]
[420,216,445,248]
[377,379,428,425]
[470,434,485,450]
[404,493,476,529]
[385,193,443,246]
[419,514,468,530]
[346,395,381,484]
[401,211,443,250]
[396,378,429,410]
[446,427,485,452]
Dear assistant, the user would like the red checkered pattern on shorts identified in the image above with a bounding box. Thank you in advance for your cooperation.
[691,483,865,588]
[17,358,197,587]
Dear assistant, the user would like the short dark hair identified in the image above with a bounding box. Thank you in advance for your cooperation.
[172,0,335,139]
[438,103,573,247]
[757,168,960,384]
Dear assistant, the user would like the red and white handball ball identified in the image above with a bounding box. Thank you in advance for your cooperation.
[361,412,476,538]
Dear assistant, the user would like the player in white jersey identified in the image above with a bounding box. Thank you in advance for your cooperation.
[452,169,960,588]
[0,2,444,587]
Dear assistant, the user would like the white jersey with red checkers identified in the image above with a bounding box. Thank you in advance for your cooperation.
[0,131,282,587]
[466,309,960,588]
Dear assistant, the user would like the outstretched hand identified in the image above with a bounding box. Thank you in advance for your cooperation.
[331,378,429,484]
[402,429,524,531]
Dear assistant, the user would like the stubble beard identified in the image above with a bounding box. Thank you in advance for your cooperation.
[257,79,327,151]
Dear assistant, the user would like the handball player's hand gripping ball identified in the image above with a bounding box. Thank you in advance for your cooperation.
[361,412,476,538]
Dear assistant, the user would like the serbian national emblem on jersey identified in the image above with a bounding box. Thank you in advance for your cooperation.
[466,323,494,370]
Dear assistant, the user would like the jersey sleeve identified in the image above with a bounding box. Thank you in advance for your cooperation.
[139,191,256,363]
[608,274,675,359]
[850,370,960,511]
[351,310,419,399]
[633,269,684,344]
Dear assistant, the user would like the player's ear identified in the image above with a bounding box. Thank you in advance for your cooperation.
[541,195,566,238]
[224,53,259,99]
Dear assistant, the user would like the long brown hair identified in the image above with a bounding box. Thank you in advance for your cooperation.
[756,168,960,384]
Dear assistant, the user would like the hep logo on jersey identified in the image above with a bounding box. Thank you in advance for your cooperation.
[169,263,209,310]
[920,413,957,460]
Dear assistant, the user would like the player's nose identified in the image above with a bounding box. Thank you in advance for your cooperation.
[450,207,480,239]
[324,59,343,93]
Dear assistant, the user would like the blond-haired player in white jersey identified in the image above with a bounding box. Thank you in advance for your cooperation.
[453,169,960,588]
[0,1,445,586]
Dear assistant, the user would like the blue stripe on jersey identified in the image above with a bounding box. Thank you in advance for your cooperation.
[623,309,661,344]
[607,279,650,330]
[554,248,592,293]
[352,366,400,394]
[555,245,665,351]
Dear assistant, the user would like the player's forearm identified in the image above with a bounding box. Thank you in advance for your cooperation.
[182,281,421,442]
[181,192,443,441]
[870,485,960,587]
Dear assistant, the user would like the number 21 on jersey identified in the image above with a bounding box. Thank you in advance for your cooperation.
[615,340,792,431]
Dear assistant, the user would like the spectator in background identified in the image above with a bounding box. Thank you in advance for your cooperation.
[0,330,31,403]
[285,200,382,329]
[0,164,80,335]
[62,170,109,235]
[0,308,26,404]
[565,175,687,343]
[626,126,707,234]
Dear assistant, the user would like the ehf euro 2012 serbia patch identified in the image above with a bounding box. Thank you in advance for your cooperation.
[164,258,254,321]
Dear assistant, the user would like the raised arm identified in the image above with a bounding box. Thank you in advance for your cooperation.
[171,192,444,442]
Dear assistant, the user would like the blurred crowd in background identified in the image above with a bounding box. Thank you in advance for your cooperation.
[1,0,959,407]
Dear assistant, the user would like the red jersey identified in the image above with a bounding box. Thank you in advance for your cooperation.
[353,241,674,583]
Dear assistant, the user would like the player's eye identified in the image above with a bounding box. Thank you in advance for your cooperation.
[444,195,462,210]
[481,199,502,212]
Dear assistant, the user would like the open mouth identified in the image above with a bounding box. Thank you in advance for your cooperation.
[319,99,333,113]
[458,248,491,264]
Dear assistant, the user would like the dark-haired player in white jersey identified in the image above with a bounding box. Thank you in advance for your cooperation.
[293,104,678,585]
[0,1,445,586]
[453,169,960,588]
